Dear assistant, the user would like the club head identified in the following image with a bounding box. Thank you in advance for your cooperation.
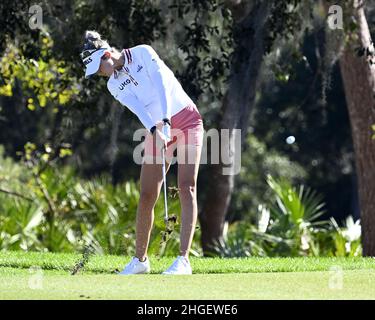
[161,229,173,243]
[168,214,177,223]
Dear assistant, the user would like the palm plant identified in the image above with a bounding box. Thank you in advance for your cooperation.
[262,174,328,256]
[210,174,329,257]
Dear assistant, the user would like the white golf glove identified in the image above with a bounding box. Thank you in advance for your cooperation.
[162,122,171,143]
[154,119,171,150]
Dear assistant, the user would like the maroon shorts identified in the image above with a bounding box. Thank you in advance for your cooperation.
[143,104,204,163]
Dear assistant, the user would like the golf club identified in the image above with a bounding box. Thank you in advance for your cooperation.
[161,145,169,225]
[158,143,177,257]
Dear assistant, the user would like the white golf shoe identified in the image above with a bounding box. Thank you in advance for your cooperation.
[162,256,192,275]
[119,257,150,275]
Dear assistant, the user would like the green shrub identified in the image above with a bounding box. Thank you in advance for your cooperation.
[0,144,201,256]
[214,175,362,258]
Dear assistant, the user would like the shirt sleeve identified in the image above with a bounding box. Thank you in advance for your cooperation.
[115,92,155,132]
[140,45,172,120]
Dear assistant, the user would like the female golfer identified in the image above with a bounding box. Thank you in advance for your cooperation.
[81,31,204,274]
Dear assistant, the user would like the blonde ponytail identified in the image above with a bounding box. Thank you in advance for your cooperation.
[82,30,120,54]
[82,30,110,51]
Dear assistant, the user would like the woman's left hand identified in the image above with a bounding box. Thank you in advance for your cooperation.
[155,121,168,150]
[156,121,164,131]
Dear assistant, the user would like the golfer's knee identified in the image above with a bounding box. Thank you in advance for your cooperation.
[178,182,196,198]
[139,189,157,206]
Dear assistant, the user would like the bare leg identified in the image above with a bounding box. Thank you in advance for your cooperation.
[136,155,171,261]
[177,144,203,259]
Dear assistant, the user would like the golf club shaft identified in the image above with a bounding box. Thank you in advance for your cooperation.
[161,145,168,223]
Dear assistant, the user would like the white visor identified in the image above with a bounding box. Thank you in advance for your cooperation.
[82,48,109,78]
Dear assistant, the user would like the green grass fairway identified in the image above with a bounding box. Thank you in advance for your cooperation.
[1,251,375,299]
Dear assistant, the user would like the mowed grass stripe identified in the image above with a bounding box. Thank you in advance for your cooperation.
[0,268,375,299]
[1,251,375,274]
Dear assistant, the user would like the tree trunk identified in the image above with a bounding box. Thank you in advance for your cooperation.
[199,0,270,254]
[338,1,375,255]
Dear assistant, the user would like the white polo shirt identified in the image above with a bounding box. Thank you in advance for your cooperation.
[107,44,195,131]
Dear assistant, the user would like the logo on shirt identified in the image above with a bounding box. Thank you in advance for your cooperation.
[118,79,132,90]
[137,65,143,72]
